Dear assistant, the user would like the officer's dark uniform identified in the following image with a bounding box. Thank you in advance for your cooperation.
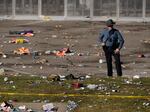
[99,19,124,77]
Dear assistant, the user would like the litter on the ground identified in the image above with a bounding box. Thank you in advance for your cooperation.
[23,33,34,37]
[141,39,150,45]
[0,68,5,75]
[9,30,34,37]
[0,101,13,112]
[4,77,8,82]
[138,54,145,58]
[18,105,26,110]
[133,75,140,79]
[42,103,58,112]
[45,48,74,57]
[14,47,30,55]
[55,48,74,57]
[87,84,98,90]
[99,59,105,64]
[72,82,84,89]
[9,38,29,44]
[9,30,34,35]
[66,100,77,112]
[32,51,39,59]
[35,59,48,64]
[2,54,7,58]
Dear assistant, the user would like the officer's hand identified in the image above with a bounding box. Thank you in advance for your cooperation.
[115,48,120,54]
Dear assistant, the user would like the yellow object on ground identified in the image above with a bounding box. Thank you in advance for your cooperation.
[15,39,25,43]
[9,38,29,44]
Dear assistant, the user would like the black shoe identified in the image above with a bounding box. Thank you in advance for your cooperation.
[107,75,113,77]
[117,75,122,77]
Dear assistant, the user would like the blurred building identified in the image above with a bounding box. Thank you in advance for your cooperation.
[0,0,149,21]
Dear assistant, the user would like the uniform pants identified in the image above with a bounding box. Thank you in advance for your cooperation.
[103,46,122,76]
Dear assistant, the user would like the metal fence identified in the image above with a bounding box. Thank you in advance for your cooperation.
[0,0,149,21]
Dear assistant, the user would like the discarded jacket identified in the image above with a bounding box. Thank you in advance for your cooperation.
[9,30,34,35]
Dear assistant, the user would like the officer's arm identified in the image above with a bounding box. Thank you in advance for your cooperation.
[98,31,104,43]
[117,31,124,50]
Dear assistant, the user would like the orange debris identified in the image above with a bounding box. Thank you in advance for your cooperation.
[55,48,71,57]
[14,47,30,55]
[21,33,34,37]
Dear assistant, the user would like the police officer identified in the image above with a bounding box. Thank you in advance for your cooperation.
[99,19,124,77]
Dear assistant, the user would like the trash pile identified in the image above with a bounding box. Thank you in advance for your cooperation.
[42,103,58,112]
[9,38,29,44]
[35,59,48,64]
[14,47,30,55]
[66,100,78,112]
[9,30,34,37]
[0,102,60,112]
[52,74,110,91]
[141,39,150,45]
[0,102,34,112]
[0,101,14,112]
[2,28,92,62]
[45,48,74,57]
[52,74,90,82]
[55,48,73,57]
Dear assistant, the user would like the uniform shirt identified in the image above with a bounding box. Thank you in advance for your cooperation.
[99,28,124,50]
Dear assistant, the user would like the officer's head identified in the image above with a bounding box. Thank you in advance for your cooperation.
[106,19,115,27]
